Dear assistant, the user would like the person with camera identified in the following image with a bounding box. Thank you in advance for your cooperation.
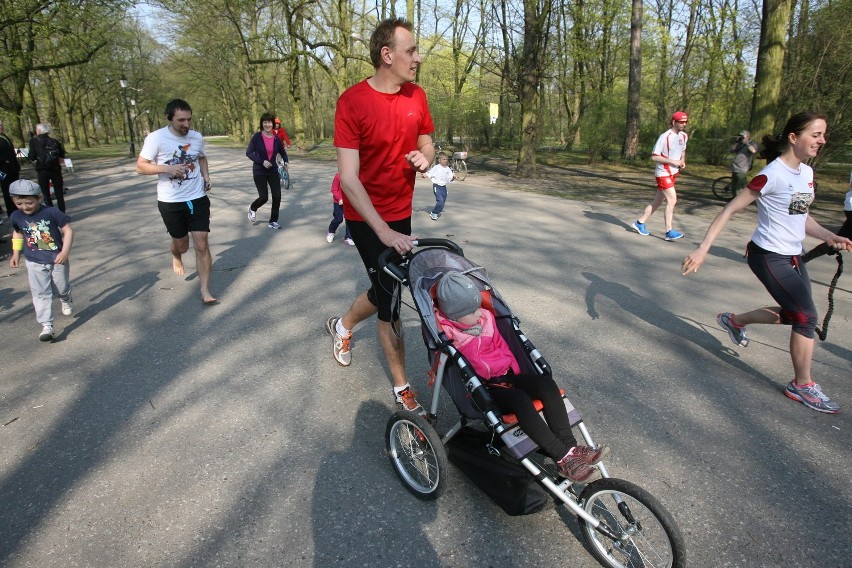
[730,130,758,198]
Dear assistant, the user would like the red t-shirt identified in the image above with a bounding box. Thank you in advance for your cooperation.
[334,80,434,222]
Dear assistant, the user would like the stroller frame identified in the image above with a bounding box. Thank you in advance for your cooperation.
[381,239,686,568]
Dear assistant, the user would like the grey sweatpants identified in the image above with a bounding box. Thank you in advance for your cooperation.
[25,259,72,326]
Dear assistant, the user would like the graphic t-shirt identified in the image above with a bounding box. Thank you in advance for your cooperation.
[11,205,70,264]
[747,158,816,255]
[139,126,206,202]
[334,80,434,222]
[652,129,688,177]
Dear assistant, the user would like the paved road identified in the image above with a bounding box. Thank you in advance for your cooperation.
[1,146,849,567]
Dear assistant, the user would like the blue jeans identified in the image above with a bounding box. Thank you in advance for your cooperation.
[328,202,351,239]
[431,184,447,215]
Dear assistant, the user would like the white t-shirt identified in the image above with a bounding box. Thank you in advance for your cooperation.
[748,158,815,255]
[652,129,688,177]
[428,164,454,186]
[139,126,206,202]
[845,170,852,211]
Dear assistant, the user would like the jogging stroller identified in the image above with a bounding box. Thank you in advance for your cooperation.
[380,239,686,568]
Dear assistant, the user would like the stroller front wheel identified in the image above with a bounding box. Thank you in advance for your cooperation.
[385,410,448,500]
[578,477,686,568]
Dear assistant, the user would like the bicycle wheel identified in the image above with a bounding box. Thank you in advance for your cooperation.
[452,159,468,181]
[385,410,448,500]
[280,168,290,190]
[579,478,686,568]
[711,176,733,202]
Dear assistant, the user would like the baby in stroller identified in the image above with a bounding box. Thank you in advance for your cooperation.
[435,271,610,483]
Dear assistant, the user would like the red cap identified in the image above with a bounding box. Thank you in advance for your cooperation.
[274,118,281,124]
[671,111,688,122]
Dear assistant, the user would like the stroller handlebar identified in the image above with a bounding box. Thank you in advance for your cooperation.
[378,238,465,284]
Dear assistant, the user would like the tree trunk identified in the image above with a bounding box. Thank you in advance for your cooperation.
[622,0,643,160]
[515,0,551,177]
[750,0,794,140]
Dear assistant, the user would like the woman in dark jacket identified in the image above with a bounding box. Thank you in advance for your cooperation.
[246,112,288,229]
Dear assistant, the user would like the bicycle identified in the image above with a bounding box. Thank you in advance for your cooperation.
[434,144,468,181]
[711,175,734,202]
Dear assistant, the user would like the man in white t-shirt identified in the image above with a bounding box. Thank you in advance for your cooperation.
[632,111,689,241]
[136,99,216,304]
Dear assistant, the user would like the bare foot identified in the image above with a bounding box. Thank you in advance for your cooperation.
[202,292,218,305]
[172,256,185,276]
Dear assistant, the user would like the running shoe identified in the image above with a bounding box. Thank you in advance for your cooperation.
[326,316,351,366]
[268,221,281,229]
[430,212,438,221]
[326,233,335,243]
[785,381,840,414]
[395,386,427,417]
[39,324,54,342]
[61,299,73,316]
[570,444,611,465]
[247,206,257,223]
[632,221,649,236]
[664,230,684,241]
[557,455,601,483]
[717,312,749,347]
[344,238,355,246]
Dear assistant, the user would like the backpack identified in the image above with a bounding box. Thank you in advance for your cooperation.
[38,137,62,167]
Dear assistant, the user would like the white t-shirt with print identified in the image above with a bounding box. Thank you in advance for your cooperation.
[652,129,688,177]
[139,126,206,203]
[748,158,815,255]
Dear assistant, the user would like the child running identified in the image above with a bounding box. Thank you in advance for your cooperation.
[8,179,74,342]
[434,271,610,482]
[326,172,353,245]
[427,152,454,221]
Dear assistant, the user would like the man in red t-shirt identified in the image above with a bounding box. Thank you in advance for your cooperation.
[326,17,435,415]
[272,118,291,147]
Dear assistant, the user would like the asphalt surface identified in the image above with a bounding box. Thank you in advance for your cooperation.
[1,146,849,568]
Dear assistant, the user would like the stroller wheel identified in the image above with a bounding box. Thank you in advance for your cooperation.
[385,410,448,500]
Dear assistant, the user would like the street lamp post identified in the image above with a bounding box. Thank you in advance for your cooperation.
[119,75,136,158]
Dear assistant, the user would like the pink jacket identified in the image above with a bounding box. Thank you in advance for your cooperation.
[436,308,520,380]
[331,173,343,203]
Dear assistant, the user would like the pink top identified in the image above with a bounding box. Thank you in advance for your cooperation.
[436,308,521,380]
[263,134,275,161]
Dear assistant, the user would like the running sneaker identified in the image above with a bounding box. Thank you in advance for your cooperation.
[268,221,281,229]
[785,381,840,414]
[344,238,355,247]
[557,455,601,483]
[632,220,649,236]
[664,230,684,241]
[39,324,54,342]
[247,206,257,223]
[326,233,335,243]
[569,444,611,465]
[717,312,749,347]
[61,299,73,316]
[430,212,438,221]
[325,316,352,366]
[395,386,427,417]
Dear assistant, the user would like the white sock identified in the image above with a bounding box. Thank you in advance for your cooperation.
[336,319,350,337]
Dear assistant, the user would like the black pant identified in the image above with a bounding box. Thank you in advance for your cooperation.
[37,169,65,211]
[250,173,281,223]
[1,169,19,216]
[488,373,577,460]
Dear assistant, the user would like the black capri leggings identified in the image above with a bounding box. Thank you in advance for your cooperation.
[747,241,817,338]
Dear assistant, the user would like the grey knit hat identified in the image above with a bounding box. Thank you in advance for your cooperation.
[9,179,41,196]
[437,271,481,320]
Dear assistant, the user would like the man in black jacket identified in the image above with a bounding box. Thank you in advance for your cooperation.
[28,123,66,211]
[0,120,20,219]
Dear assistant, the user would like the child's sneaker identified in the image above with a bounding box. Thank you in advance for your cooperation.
[61,299,73,316]
[326,233,335,243]
[326,317,351,366]
[717,312,748,347]
[39,324,54,342]
[557,454,601,483]
[664,229,684,241]
[395,386,426,417]
[344,238,355,246]
[631,221,649,236]
[784,381,840,414]
[247,206,257,223]
[569,444,610,465]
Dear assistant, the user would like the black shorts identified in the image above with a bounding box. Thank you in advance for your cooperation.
[158,196,211,238]
[348,218,412,322]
